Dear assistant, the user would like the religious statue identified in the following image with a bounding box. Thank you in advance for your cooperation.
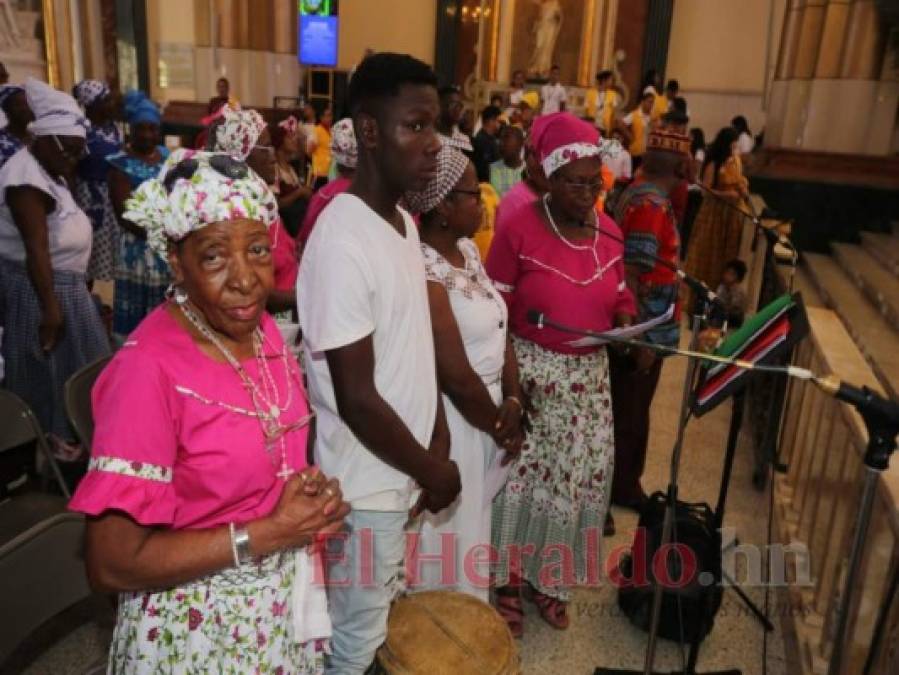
[527,0,562,79]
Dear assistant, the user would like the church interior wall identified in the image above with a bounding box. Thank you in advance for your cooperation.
[666,0,786,140]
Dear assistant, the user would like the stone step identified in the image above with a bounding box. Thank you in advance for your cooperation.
[831,242,899,333]
[861,231,899,279]
[802,253,899,400]
[784,264,825,308]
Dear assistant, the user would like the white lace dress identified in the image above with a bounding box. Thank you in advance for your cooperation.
[416,237,511,601]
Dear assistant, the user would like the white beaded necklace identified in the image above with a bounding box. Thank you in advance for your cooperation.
[542,193,599,252]
[177,295,308,480]
[520,194,617,286]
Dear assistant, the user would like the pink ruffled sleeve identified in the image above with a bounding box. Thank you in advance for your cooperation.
[68,346,179,526]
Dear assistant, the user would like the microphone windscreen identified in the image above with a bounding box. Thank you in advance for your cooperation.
[526,309,543,326]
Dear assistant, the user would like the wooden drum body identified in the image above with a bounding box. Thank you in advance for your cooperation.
[376,591,520,674]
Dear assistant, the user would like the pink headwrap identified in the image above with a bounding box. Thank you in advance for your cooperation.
[532,112,601,178]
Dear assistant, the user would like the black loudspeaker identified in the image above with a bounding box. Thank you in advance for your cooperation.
[616,492,723,645]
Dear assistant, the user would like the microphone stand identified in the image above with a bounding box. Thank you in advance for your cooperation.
[590,216,743,673]
[640,297,706,675]
[822,379,899,675]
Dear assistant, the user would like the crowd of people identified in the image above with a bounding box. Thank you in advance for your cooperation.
[0,53,757,674]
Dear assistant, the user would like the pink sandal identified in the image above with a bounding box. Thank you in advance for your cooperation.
[532,590,569,630]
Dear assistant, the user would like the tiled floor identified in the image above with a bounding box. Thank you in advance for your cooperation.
[19,340,797,675]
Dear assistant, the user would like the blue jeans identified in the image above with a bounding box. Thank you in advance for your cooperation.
[324,509,408,674]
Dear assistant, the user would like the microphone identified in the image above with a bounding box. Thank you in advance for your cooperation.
[814,376,899,448]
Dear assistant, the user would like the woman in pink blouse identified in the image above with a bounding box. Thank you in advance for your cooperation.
[487,113,635,635]
[69,150,349,674]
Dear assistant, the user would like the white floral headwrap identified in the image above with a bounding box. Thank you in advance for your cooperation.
[330,118,357,169]
[214,105,266,160]
[278,115,300,135]
[124,149,279,258]
[403,144,469,215]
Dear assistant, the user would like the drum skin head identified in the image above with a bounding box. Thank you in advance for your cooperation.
[377,591,520,674]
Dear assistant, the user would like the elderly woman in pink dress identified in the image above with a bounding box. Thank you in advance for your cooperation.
[69,149,349,674]
[487,112,635,636]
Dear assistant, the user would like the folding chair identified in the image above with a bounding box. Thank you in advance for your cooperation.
[63,355,112,454]
[0,512,93,666]
[0,389,70,498]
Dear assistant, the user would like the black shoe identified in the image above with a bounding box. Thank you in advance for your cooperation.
[604,512,616,537]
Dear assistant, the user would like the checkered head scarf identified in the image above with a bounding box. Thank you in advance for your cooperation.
[403,144,470,215]
[73,79,110,109]
[214,105,266,161]
[330,118,357,169]
[123,149,279,258]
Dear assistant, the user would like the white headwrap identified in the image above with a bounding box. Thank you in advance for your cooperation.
[123,149,279,258]
[25,78,89,138]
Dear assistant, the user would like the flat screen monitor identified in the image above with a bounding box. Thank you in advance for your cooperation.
[298,0,339,67]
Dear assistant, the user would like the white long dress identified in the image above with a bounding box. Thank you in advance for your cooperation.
[416,238,511,601]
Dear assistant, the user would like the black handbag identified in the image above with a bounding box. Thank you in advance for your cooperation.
[616,491,723,644]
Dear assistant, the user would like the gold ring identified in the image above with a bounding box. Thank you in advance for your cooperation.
[324,486,336,498]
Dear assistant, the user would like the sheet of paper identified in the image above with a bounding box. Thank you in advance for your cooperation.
[566,304,675,348]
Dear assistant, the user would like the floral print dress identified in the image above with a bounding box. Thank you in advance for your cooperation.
[486,201,635,601]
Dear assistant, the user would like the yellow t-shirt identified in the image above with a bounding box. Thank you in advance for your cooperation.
[626,109,650,157]
[584,89,620,133]
[651,94,669,122]
[311,125,332,178]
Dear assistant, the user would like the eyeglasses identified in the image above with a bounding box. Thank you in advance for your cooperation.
[163,154,250,193]
[556,174,604,194]
[52,135,88,161]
